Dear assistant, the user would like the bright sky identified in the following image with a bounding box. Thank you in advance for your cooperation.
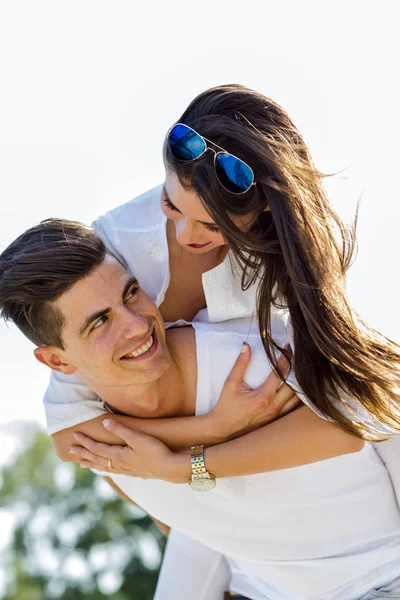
[0,1,399,441]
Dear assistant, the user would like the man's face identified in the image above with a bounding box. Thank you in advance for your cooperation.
[51,255,171,389]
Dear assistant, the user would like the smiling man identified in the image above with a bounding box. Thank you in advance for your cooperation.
[2,218,400,600]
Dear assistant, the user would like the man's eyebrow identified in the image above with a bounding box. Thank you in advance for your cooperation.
[78,276,139,337]
[162,184,217,227]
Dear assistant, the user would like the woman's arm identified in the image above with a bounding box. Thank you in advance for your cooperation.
[53,345,298,461]
[68,406,364,482]
[52,412,222,461]
[200,406,364,479]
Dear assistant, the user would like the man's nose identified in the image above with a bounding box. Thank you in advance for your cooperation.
[120,308,149,339]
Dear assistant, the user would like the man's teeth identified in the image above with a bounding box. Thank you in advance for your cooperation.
[124,336,153,359]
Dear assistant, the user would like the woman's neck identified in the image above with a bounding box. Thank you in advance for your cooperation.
[160,221,228,322]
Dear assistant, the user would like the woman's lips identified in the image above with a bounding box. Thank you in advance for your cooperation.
[187,242,211,249]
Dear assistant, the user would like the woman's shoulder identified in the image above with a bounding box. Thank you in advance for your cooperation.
[93,184,165,235]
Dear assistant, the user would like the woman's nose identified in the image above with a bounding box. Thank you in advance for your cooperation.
[175,217,197,245]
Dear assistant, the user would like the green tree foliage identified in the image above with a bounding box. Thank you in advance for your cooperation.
[0,427,166,599]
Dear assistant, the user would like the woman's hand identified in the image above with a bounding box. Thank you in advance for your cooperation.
[68,419,189,484]
[210,343,300,440]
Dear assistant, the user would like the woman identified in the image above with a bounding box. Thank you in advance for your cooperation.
[161,83,400,440]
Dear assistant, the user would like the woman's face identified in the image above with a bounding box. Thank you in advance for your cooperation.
[161,170,226,254]
[162,170,257,255]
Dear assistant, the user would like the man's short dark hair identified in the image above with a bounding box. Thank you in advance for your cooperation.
[0,219,106,348]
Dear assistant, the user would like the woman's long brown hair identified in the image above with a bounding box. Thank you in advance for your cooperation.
[164,84,400,441]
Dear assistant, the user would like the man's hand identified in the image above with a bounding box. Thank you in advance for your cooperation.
[210,343,300,440]
[68,419,190,483]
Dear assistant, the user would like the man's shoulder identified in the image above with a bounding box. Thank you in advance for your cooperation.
[93,184,164,234]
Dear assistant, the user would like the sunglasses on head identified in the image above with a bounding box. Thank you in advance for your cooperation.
[167,123,256,195]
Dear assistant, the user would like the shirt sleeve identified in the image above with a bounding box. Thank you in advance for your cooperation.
[44,370,110,435]
[282,311,376,424]
[154,529,231,600]
[373,437,400,512]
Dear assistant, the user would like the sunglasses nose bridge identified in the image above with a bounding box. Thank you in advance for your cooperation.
[205,146,217,157]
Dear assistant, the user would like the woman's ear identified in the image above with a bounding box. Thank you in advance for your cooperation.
[34,346,77,375]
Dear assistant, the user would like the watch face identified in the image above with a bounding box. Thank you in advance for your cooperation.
[190,478,216,492]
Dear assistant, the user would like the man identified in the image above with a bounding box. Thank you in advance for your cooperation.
[1,219,400,600]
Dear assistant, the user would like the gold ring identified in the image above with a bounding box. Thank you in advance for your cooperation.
[108,459,113,469]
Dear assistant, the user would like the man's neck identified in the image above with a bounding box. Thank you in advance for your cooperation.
[80,326,197,419]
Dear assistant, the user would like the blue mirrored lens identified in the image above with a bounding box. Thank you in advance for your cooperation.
[168,124,206,161]
[215,153,254,193]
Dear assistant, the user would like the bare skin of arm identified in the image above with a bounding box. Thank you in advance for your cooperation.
[52,412,222,461]
[69,406,365,483]
[198,406,364,480]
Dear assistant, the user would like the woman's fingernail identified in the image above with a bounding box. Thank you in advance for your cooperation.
[241,343,247,353]
[70,433,76,439]
[102,419,112,428]
[68,448,75,454]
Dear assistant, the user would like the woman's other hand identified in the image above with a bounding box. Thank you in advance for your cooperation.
[68,420,189,483]
[210,343,300,440]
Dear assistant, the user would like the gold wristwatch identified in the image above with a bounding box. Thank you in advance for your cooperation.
[188,445,216,491]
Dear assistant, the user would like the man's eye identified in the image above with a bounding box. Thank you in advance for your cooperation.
[92,316,107,330]
[125,286,140,301]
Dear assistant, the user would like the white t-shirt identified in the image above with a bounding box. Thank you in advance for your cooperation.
[109,317,400,600]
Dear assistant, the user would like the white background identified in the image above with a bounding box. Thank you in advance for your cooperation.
[0,1,399,458]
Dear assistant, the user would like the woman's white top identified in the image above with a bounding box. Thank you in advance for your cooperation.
[110,317,400,600]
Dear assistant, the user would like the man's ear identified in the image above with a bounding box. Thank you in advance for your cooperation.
[34,346,77,375]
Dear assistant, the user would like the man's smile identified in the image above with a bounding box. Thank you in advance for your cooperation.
[120,329,158,362]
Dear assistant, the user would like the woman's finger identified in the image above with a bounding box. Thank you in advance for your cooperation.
[71,432,126,458]
[223,343,252,388]
[256,352,290,396]
[68,445,110,467]
[277,394,301,417]
[102,419,145,447]
[275,381,296,402]
[267,383,296,415]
